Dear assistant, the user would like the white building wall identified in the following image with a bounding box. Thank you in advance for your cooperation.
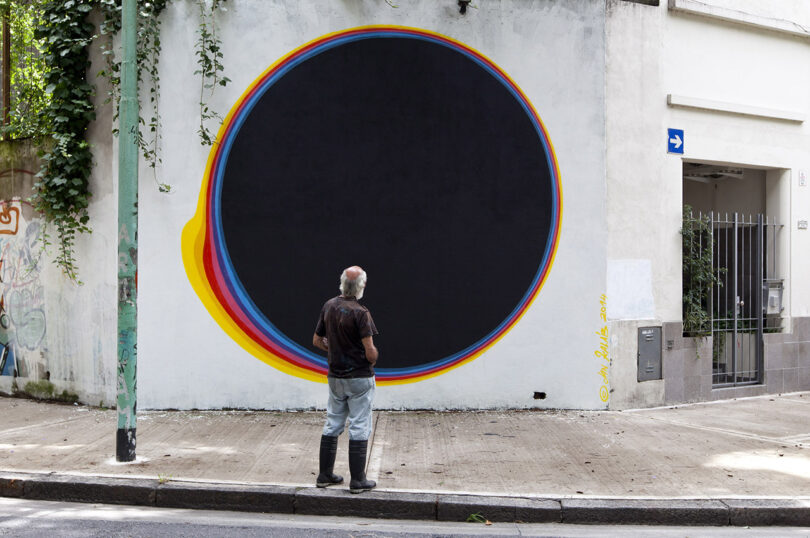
[40,11,119,406]
[0,12,120,406]
[16,0,805,411]
[133,0,608,410]
[606,0,810,407]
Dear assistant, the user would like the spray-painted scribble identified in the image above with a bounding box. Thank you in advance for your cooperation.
[0,198,46,376]
[595,294,609,402]
[0,343,14,376]
[0,204,20,235]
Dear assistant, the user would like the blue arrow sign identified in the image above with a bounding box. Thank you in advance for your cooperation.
[667,128,684,154]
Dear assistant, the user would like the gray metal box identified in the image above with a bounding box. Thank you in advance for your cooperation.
[637,327,662,382]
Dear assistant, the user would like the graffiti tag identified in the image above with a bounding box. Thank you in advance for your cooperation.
[595,294,609,402]
[0,199,46,376]
[0,205,19,235]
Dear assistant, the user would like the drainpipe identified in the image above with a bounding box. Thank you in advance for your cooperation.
[116,0,138,462]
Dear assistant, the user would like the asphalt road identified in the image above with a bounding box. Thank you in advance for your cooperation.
[1,498,809,537]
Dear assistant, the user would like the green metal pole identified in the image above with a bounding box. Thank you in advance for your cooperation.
[116,0,139,462]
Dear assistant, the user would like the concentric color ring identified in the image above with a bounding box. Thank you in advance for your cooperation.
[181,26,563,385]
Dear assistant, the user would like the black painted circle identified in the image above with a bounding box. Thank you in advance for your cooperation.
[221,36,553,370]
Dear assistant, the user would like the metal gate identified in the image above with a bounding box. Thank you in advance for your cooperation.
[710,213,782,387]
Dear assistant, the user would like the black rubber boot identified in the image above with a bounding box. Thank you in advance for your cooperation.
[316,435,343,487]
[348,439,376,494]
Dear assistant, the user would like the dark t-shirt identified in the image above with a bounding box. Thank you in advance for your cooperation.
[315,296,379,378]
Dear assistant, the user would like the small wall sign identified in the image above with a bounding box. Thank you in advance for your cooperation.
[667,128,684,154]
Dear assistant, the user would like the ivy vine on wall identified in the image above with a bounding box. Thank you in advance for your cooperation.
[98,0,230,190]
[98,0,170,192]
[34,0,96,282]
[22,0,230,280]
[195,0,230,145]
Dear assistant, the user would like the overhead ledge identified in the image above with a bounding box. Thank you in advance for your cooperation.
[667,94,806,123]
[668,0,810,39]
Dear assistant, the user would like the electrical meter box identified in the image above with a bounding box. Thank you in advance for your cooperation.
[763,280,784,316]
[637,326,662,382]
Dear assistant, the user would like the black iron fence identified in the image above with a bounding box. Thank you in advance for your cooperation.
[683,210,783,387]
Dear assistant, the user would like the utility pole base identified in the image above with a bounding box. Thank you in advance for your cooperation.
[116,428,137,462]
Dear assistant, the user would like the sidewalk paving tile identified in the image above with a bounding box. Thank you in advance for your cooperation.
[1,392,809,517]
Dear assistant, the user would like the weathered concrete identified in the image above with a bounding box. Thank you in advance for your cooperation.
[515,497,565,523]
[295,488,437,520]
[23,474,155,506]
[0,393,809,525]
[156,482,296,513]
[437,495,561,523]
[371,398,810,497]
[631,393,810,439]
[561,498,729,526]
[0,473,26,498]
[1,394,809,498]
[6,471,810,527]
[724,498,810,527]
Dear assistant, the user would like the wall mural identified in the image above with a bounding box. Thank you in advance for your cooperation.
[0,192,46,378]
[182,26,562,385]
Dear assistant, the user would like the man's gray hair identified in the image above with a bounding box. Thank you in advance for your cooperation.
[339,268,367,299]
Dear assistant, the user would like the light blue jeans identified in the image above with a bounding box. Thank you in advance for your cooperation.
[322,376,375,441]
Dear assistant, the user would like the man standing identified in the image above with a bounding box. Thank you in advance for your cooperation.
[312,265,379,493]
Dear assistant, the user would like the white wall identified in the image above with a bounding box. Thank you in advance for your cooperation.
[25,0,806,411]
[606,1,682,326]
[606,0,810,407]
[665,1,810,319]
[128,0,608,410]
[0,103,117,407]
[38,11,120,406]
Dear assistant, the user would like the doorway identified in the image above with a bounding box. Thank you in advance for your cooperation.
[682,163,784,387]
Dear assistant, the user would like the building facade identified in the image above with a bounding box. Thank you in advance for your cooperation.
[0,0,807,410]
[607,0,810,407]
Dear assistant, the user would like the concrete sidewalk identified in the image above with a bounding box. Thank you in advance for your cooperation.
[0,392,809,525]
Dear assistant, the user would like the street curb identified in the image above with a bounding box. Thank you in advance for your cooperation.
[1,472,810,526]
[723,499,810,527]
[0,473,27,498]
[437,494,561,523]
[561,499,729,526]
[156,481,296,514]
[295,487,436,520]
[23,474,155,506]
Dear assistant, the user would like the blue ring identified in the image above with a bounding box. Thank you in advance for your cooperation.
[209,30,560,377]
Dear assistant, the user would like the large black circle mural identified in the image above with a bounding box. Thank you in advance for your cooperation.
[182,27,561,384]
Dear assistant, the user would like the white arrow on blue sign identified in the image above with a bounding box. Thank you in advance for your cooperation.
[667,128,684,154]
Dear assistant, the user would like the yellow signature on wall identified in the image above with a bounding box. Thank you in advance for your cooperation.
[595,294,609,402]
